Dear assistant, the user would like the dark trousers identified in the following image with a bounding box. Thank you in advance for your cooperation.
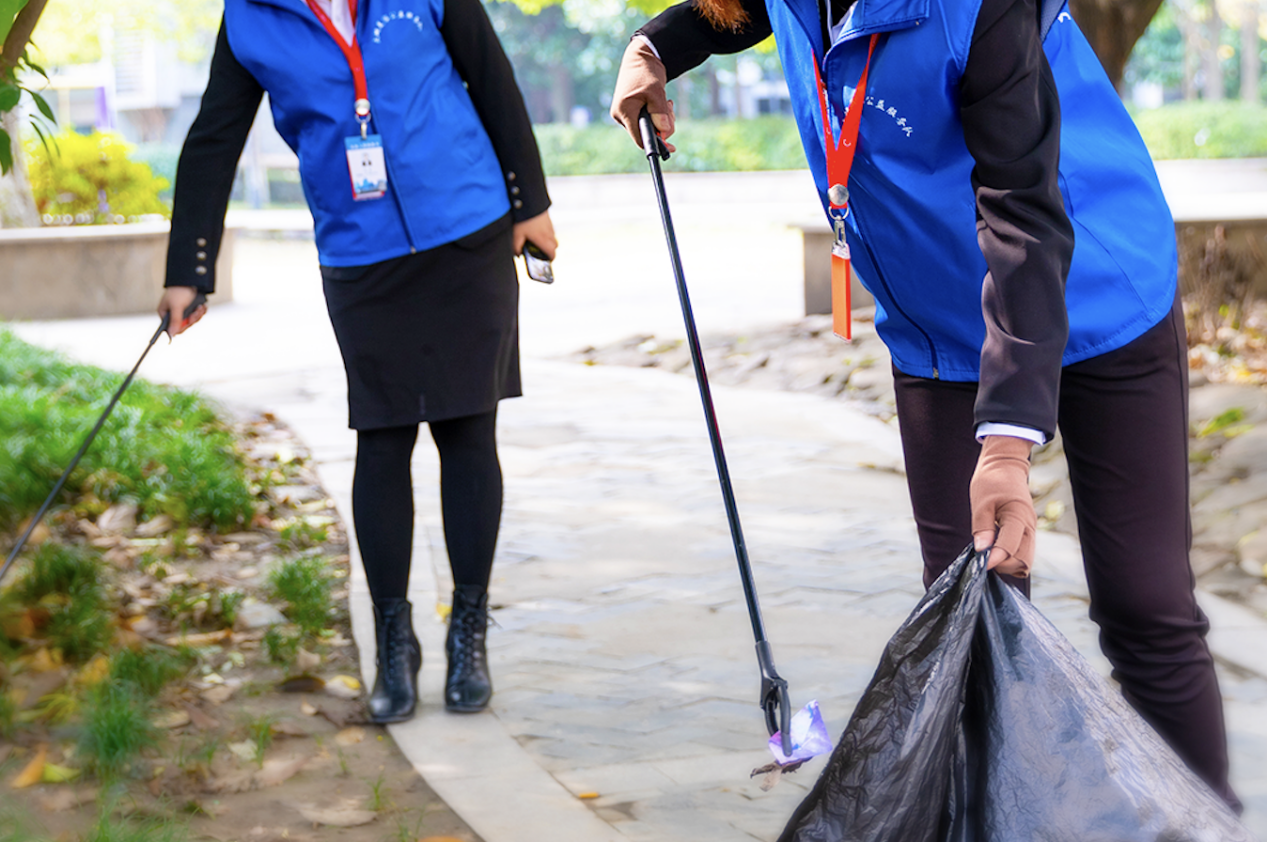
[891,298,1238,810]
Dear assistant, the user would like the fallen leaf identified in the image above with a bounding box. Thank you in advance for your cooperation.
[97,503,138,534]
[15,518,50,547]
[41,763,81,783]
[295,648,321,672]
[135,514,174,538]
[11,745,47,788]
[227,741,259,764]
[576,792,600,800]
[291,802,377,827]
[76,654,111,687]
[184,704,220,730]
[102,546,137,570]
[15,670,68,710]
[323,676,361,699]
[28,648,64,673]
[234,567,260,580]
[153,710,191,729]
[279,676,325,694]
[201,686,235,705]
[165,629,231,647]
[254,755,308,787]
[299,701,319,716]
[334,727,364,747]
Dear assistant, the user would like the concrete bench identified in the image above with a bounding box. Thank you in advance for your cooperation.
[792,222,875,317]
[0,222,236,320]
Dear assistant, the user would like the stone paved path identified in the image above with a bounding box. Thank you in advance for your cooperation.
[12,169,1267,839]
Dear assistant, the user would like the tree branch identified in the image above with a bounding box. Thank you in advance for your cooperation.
[1,0,49,75]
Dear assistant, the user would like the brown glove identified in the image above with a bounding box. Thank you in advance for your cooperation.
[610,37,675,151]
[970,435,1036,577]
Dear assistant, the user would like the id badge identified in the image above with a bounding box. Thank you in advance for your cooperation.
[345,135,388,201]
[831,220,852,341]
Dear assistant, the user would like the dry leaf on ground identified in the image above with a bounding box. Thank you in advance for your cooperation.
[323,675,361,699]
[334,727,364,747]
[202,685,236,704]
[11,745,47,788]
[153,710,191,729]
[290,801,377,827]
[254,755,309,787]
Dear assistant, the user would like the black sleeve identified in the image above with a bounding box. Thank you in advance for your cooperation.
[165,20,264,293]
[960,0,1074,439]
[637,0,773,81]
[440,0,550,222]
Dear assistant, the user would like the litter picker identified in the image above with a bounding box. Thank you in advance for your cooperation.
[0,294,207,586]
[637,109,794,755]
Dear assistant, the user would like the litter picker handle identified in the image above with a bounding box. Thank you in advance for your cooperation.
[638,108,793,755]
[0,293,207,586]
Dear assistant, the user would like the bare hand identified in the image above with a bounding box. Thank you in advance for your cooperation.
[513,211,557,260]
[610,37,677,153]
[970,435,1036,577]
[157,286,207,337]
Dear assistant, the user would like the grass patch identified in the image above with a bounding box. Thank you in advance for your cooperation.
[83,806,186,842]
[109,647,191,698]
[267,555,335,636]
[79,682,158,778]
[0,328,255,535]
[1131,101,1267,160]
[17,544,112,663]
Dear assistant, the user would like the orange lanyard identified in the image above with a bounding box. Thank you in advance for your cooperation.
[814,32,879,211]
[305,0,373,136]
[813,33,878,340]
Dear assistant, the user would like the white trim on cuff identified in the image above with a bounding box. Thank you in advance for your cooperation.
[976,423,1047,445]
[633,33,662,61]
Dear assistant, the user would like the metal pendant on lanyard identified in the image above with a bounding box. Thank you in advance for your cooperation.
[305,0,372,136]
[814,33,878,340]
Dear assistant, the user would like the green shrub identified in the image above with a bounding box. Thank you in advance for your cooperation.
[17,544,112,663]
[110,647,191,698]
[25,130,170,223]
[1131,102,1267,159]
[0,329,255,533]
[534,116,806,176]
[268,555,335,635]
[79,682,157,777]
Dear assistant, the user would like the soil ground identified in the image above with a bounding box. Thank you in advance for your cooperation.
[0,411,480,842]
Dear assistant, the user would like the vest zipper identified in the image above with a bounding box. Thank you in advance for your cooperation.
[379,135,419,251]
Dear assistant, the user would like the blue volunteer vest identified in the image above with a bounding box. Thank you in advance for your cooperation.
[768,0,1177,380]
[224,0,510,266]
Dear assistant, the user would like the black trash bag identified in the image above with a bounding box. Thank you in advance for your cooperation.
[778,547,1254,842]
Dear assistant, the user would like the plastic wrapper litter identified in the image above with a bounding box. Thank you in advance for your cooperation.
[778,548,1255,842]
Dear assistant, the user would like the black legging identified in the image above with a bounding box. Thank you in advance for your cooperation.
[351,410,503,605]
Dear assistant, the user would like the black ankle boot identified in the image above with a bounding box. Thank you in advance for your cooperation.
[368,599,422,724]
[445,587,492,712]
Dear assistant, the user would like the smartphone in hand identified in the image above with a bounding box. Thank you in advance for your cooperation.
[524,241,554,284]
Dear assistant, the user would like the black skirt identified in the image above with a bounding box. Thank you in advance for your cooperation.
[321,214,522,430]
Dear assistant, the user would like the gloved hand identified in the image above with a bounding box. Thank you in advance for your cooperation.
[970,435,1036,577]
[610,37,676,152]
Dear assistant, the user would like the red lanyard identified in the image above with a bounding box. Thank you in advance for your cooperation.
[305,0,372,134]
[814,33,879,211]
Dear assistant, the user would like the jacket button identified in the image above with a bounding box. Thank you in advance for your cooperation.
[510,186,520,196]
[513,199,523,209]
[507,172,516,181]
[196,251,207,260]
[196,238,207,247]
[195,266,208,275]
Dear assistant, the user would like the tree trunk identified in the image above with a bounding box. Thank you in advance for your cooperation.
[548,65,573,124]
[1242,0,1260,102]
[1068,0,1167,89]
[0,110,39,228]
[707,67,722,116]
[1203,3,1225,100]
[1174,1,1202,99]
